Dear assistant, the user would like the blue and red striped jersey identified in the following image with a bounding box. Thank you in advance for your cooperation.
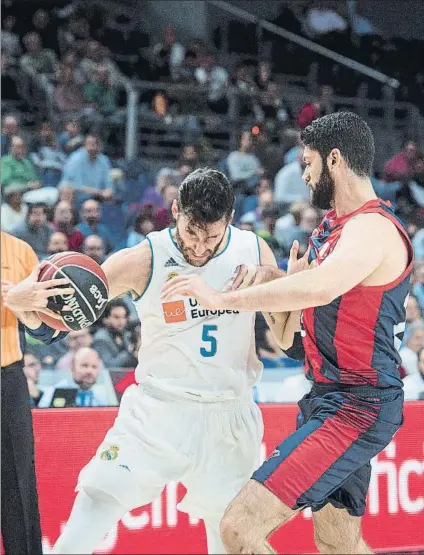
[302,199,413,388]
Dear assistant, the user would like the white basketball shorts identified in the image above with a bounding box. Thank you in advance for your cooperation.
[76,384,264,518]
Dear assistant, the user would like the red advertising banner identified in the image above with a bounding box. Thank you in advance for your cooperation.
[33,402,424,554]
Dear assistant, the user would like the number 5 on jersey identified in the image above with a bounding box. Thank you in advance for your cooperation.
[200,325,218,357]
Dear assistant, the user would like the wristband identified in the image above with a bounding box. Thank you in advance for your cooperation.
[25,323,69,344]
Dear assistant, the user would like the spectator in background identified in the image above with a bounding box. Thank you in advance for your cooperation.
[195,53,229,114]
[58,120,84,154]
[56,328,95,371]
[1,114,19,155]
[1,15,22,62]
[30,130,67,188]
[403,347,424,400]
[1,183,28,233]
[152,25,185,81]
[127,212,155,248]
[1,53,23,105]
[93,299,138,369]
[52,201,84,251]
[1,136,42,192]
[47,231,69,255]
[31,9,59,54]
[400,322,424,376]
[54,66,85,114]
[83,64,117,116]
[29,120,56,153]
[278,205,318,255]
[23,353,45,408]
[154,184,178,230]
[82,234,106,265]
[240,188,274,230]
[274,156,309,204]
[12,203,53,259]
[297,100,321,129]
[412,260,424,312]
[61,50,85,85]
[76,200,113,251]
[405,294,423,333]
[179,143,200,168]
[39,348,108,407]
[80,40,125,89]
[20,32,58,81]
[141,173,171,209]
[58,16,91,57]
[60,135,114,201]
[227,131,263,190]
[384,141,420,182]
[412,225,424,259]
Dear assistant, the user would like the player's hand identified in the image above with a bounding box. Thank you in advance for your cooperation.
[287,240,310,276]
[161,274,223,309]
[226,264,282,292]
[2,263,74,315]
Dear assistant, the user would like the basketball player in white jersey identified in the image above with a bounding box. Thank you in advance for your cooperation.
[3,168,299,554]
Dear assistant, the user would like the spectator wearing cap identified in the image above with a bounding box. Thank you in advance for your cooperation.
[1,136,42,192]
[51,201,84,251]
[12,203,54,260]
[60,135,114,202]
[76,200,113,252]
[1,183,28,232]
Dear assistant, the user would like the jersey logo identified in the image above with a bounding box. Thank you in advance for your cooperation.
[162,300,187,323]
[166,271,179,282]
[165,257,179,267]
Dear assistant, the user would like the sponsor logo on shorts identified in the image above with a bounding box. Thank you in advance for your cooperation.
[100,444,120,461]
[162,300,187,323]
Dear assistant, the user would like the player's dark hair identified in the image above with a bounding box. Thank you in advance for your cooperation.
[301,112,375,177]
[178,168,235,226]
[103,298,129,319]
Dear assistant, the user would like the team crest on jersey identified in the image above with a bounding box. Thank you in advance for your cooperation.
[166,271,179,282]
[100,444,120,461]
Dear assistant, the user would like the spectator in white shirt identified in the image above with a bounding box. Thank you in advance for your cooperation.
[403,347,424,400]
[227,131,263,185]
[1,184,28,233]
[152,26,185,81]
[400,322,424,376]
[195,53,229,109]
[274,157,309,204]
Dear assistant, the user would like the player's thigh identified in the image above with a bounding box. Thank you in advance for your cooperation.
[180,400,263,518]
[77,386,191,510]
[313,503,362,550]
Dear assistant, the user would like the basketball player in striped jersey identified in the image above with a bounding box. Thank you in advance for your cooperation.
[3,168,302,554]
[162,113,412,554]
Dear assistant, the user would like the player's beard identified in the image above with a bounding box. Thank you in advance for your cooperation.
[310,163,335,210]
[175,226,225,267]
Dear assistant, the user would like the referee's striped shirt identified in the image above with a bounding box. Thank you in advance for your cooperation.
[1,231,38,368]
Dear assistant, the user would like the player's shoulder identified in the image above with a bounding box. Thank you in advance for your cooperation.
[343,211,396,238]
[1,231,35,255]
[230,225,258,242]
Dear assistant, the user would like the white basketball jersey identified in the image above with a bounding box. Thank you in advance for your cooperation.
[133,226,263,400]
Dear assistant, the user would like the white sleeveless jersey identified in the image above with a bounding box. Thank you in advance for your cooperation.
[133,226,263,400]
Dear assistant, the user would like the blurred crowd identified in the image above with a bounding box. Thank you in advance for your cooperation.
[1,0,424,406]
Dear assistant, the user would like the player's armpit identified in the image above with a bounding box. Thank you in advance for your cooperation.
[101,240,152,300]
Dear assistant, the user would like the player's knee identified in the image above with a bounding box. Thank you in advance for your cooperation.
[220,506,245,552]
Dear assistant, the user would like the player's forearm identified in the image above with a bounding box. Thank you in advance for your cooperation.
[14,310,43,330]
[262,311,290,349]
[220,269,329,312]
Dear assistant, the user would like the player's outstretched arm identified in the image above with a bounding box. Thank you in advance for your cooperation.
[162,214,390,313]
